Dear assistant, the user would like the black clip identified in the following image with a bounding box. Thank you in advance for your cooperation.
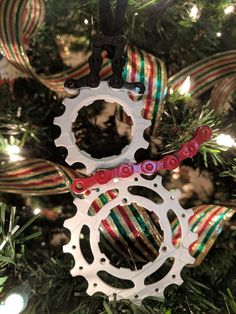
[64,0,145,95]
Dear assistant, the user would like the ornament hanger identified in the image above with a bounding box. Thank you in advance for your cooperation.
[64,0,144,94]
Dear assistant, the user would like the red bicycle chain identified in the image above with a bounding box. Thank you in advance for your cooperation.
[72,125,212,195]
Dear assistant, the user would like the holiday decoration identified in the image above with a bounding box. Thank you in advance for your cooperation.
[58,0,213,299]
[54,81,150,172]
[173,204,235,266]
[0,0,236,310]
[0,159,78,195]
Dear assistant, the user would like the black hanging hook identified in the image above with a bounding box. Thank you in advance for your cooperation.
[64,0,145,94]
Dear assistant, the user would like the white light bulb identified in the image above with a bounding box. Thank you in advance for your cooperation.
[216,32,222,37]
[33,208,41,215]
[84,18,89,25]
[189,5,199,20]
[7,145,20,155]
[178,76,191,95]
[224,5,234,14]
[3,293,25,314]
[169,87,174,95]
[134,12,138,16]
[216,134,236,147]
[6,145,22,162]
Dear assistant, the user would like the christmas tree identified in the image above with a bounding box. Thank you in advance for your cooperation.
[0,0,236,313]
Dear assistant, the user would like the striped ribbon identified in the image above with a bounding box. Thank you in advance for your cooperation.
[210,76,236,111]
[169,50,236,96]
[168,50,236,109]
[0,158,234,265]
[0,159,78,195]
[0,0,167,126]
[88,191,235,266]
[172,204,235,265]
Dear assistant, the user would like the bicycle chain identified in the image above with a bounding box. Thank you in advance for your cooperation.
[72,125,212,195]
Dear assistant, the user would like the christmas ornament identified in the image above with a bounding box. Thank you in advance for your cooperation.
[0,0,235,302]
[54,81,150,172]
[64,173,196,299]
[60,0,212,300]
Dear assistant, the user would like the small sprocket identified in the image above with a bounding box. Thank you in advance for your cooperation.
[54,81,150,174]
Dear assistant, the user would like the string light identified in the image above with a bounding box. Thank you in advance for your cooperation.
[134,12,138,16]
[224,5,234,14]
[0,293,25,314]
[216,32,222,37]
[84,18,89,25]
[178,76,191,95]
[216,134,236,147]
[0,281,30,314]
[189,5,199,21]
[33,208,41,215]
[6,145,21,162]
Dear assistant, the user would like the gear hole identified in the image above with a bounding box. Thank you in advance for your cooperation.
[87,189,119,216]
[72,100,133,159]
[80,225,94,264]
[167,209,182,248]
[128,186,164,204]
[144,257,175,285]
[97,271,134,289]
[98,203,163,270]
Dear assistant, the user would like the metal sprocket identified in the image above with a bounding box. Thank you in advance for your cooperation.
[64,173,196,300]
[54,81,150,174]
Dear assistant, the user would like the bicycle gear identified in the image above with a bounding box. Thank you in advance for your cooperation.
[54,81,150,174]
[64,173,196,300]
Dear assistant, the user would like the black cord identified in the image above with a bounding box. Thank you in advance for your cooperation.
[99,0,128,35]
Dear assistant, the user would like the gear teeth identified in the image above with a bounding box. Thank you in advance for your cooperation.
[70,266,80,277]
[174,277,183,286]
[63,217,75,230]
[54,81,151,173]
[54,133,71,147]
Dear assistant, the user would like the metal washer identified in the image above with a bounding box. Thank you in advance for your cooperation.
[54,81,151,174]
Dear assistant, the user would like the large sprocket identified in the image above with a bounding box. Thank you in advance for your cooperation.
[54,81,150,174]
[64,173,197,300]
